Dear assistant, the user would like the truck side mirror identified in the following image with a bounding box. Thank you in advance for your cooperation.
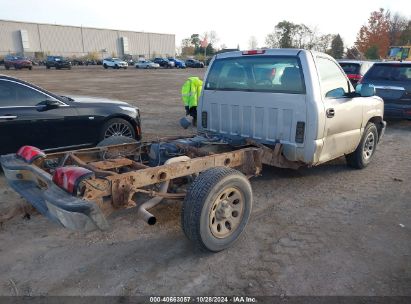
[355,84,375,97]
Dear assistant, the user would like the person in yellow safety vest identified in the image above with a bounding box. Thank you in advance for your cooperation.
[181,76,203,126]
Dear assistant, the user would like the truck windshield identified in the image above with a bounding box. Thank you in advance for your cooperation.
[205,56,305,94]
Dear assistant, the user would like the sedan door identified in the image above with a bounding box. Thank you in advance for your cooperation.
[0,79,78,154]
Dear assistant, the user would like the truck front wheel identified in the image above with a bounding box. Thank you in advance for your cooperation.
[346,122,378,169]
[181,167,253,252]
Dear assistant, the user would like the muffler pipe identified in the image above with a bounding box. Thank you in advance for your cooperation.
[137,156,190,225]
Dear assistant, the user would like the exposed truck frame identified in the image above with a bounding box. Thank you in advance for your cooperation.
[1,136,281,251]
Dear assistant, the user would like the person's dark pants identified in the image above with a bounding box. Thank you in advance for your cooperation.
[185,106,197,126]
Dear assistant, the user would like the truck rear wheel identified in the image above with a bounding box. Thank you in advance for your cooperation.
[181,167,252,252]
[346,122,378,169]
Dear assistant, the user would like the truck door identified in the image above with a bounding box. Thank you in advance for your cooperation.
[199,54,307,160]
[315,56,363,163]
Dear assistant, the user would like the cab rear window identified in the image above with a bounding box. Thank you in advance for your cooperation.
[205,56,305,94]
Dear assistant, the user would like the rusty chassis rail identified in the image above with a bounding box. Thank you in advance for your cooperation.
[2,137,298,231]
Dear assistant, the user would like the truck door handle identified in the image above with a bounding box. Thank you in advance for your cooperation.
[326,108,335,118]
[0,115,18,120]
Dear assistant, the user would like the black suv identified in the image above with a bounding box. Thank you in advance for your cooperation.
[46,56,72,69]
[0,75,141,154]
[360,62,411,120]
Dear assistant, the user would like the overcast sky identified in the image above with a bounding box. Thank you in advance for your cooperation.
[1,0,409,51]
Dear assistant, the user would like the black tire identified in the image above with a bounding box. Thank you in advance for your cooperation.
[97,136,137,147]
[5,65,9,70]
[346,122,378,169]
[28,66,32,70]
[46,65,50,69]
[181,167,253,252]
[100,118,136,141]
[115,64,119,69]
[103,64,108,69]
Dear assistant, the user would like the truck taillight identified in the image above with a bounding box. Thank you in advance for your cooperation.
[202,111,208,128]
[295,121,305,144]
[242,50,265,55]
[52,166,94,195]
[347,74,362,81]
[16,146,46,163]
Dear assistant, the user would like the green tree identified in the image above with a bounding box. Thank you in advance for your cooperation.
[191,34,200,48]
[330,34,344,59]
[265,21,298,48]
[365,45,379,59]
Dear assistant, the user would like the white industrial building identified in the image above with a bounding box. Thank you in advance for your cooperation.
[0,19,175,59]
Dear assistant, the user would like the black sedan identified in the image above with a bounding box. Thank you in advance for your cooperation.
[360,62,411,120]
[0,75,141,155]
[185,59,204,68]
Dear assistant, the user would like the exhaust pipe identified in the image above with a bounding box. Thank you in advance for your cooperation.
[137,156,190,225]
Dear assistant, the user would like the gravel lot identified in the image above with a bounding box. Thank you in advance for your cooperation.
[0,66,410,296]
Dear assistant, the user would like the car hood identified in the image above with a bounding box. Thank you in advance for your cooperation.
[68,96,131,106]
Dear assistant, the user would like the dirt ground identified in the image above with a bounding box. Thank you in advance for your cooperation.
[0,66,410,296]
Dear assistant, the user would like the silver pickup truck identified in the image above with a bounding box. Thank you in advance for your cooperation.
[199,48,386,169]
[0,49,386,252]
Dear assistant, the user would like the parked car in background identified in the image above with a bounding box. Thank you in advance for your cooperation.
[0,75,141,154]
[71,59,85,66]
[185,59,204,68]
[153,57,174,68]
[360,61,411,120]
[387,45,411,61]
[103,58,128,69]
[168,58,186,69]
[4,55,33,70]
[337,60,374,87]
[135,60,160,69]
[46,56,72,70]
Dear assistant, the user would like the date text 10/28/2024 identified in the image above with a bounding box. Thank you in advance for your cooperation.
[149,296,257,303]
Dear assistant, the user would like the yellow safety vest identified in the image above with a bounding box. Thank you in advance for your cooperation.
[181,77,203,108]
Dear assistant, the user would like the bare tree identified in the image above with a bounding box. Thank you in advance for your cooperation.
[265,31,280,48]
[205,31,219,45]
[248,36,258,49]
[313,34,334,53]
[387,11,408,45]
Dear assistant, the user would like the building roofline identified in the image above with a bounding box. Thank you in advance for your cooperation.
[0,18,175,37]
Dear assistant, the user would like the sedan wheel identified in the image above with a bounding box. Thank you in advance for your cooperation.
[101,118,135,140]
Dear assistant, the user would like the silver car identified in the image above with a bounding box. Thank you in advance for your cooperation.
[135,60,160,69]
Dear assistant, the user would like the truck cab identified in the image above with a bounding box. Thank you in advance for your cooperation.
[198,49,386,168]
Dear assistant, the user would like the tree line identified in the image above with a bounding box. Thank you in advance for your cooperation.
[179,8,411,60]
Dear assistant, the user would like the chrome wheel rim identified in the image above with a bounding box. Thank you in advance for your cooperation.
[363,132,375,160]
[209,187,244,238]
[104,122,133,138]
